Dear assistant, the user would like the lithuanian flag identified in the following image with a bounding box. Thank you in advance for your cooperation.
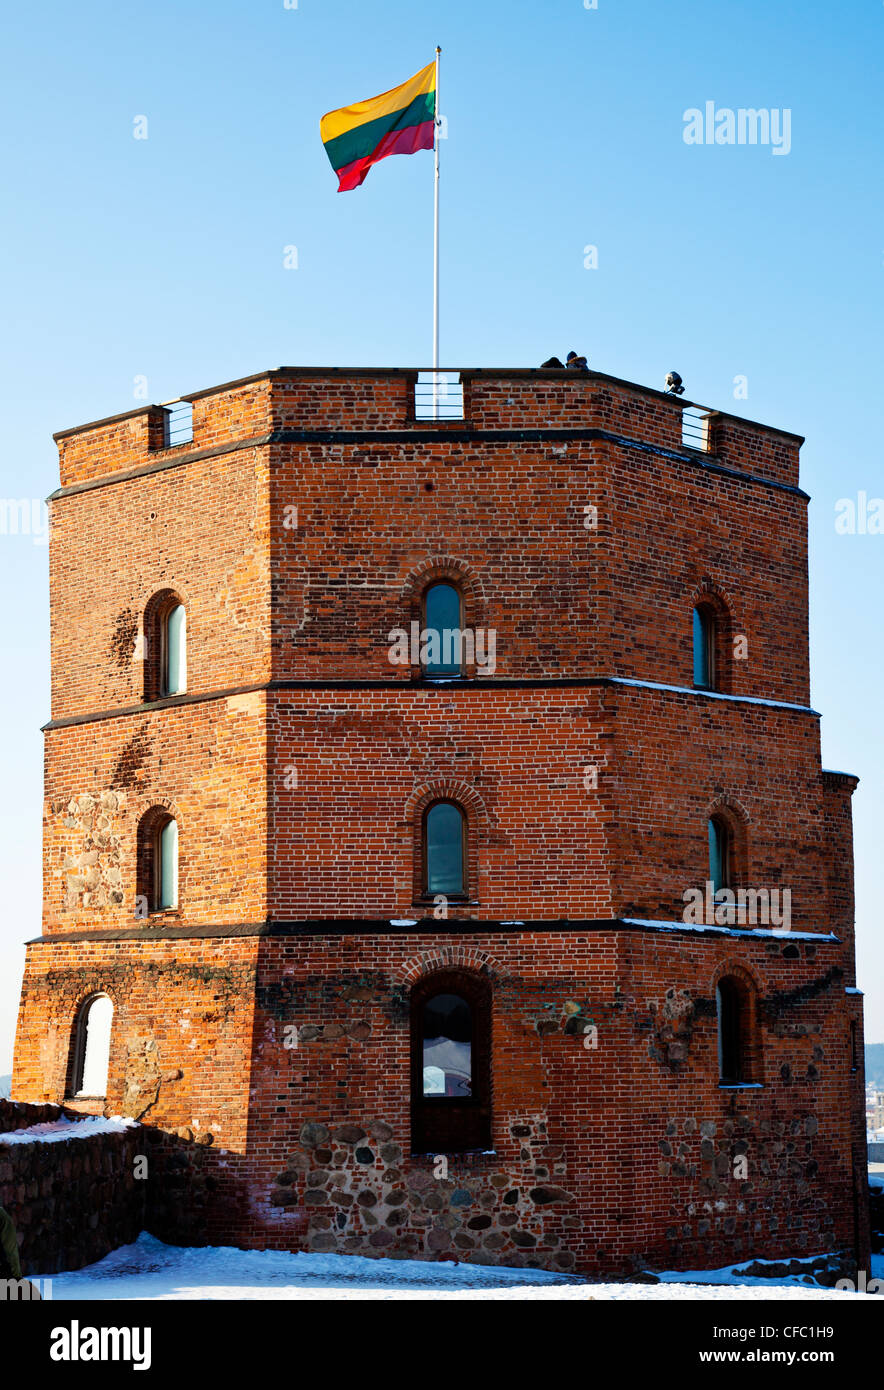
[320,60,436,192]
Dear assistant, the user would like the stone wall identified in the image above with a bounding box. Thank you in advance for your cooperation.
[0,1097,74,1134]
[0,1103,223,1276]
[0,1109,145,1274]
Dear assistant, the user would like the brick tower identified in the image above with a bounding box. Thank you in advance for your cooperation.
[12,366,870,1278]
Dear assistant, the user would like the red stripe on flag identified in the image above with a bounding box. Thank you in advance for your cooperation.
[335,119,435,191]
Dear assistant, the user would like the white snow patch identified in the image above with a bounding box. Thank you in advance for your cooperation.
[34,1233,880,1302]
[0,1116,137,1146]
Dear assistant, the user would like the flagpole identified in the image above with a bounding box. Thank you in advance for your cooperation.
[433,45,441,418]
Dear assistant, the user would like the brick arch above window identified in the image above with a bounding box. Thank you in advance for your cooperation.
[401,557,487,631]
[393,948,503,987]
[709,956,765,997]
[405,781,487,907]
[706,791,751,826]
[690,577,739,623]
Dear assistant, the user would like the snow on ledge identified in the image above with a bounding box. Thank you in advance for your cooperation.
[0,1115,138,1146]
[621,918,838,943]
[608,676,818,714]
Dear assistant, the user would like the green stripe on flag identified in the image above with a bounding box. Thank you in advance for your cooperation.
[322,91,435,172]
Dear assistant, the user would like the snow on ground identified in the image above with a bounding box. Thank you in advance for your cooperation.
[37,1234,883,1301]
[0,1116,137,1145]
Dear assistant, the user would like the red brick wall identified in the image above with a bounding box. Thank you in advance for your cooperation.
[41,695,268,935]
[13,937,256,1145]
[49,447,271,721]
[268,434,807,698]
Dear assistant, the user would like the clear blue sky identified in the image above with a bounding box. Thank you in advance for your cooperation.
[1,0,881,1071]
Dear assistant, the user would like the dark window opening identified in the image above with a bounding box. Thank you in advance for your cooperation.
[716,975,759,1087]
[411,971,491,1154]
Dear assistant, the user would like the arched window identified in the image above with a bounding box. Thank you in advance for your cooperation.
[411,971,491,1153]
[693,605,716,689]
[423,801,466,896]
[138,810,179,912]
[422,582,463,676]
[143,591,187,701]
[163,603,187,696]
[715,975,758,1086]
[73,994,113,1097]
[708,816,730,894]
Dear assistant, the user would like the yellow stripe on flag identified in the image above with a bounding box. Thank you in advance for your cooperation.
[320,61,436,143]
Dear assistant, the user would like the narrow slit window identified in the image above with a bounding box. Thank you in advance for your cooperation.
[708,817,730,895]
[163,604,187,696]
[717,979,743,1085]
[423,582,463,676]
[693,606,715,689]
[157,818,179,910]
[424,801,465,896]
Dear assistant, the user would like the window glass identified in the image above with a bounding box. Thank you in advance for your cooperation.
[426,802,464,894]
[693,606,713,688]
[424,583,462,675]
[422,993,472,1097]
[78,995,113,1097]
[158,819,178,909]
[165,604,187,695]
[708,817,728,894]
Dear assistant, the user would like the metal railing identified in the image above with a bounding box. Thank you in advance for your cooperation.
[681,405,712,452]
[162,399,194,447]
[414,371,464,421]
